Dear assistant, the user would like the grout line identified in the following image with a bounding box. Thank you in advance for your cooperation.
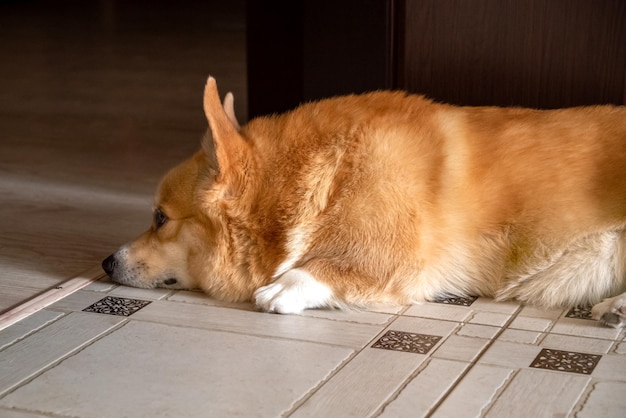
[373,356,439,417]
[0,405,69,418]
[370,318,469,418]
[0,265,104,332]
[0,311,70,353]
[284,314,405,417]
[282,350,362,417]
[369,305,521,418]
[570,380,598,417]
[0,315,129,400]
[423,304,525,417]
[119,313,369,350]
[478,368,521,417]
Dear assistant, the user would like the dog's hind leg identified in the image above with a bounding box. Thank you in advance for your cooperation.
[591,294,626,328]
[498,229,626,310]
[591,229,626,328]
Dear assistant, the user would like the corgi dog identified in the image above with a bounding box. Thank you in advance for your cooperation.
[102,77,626,327]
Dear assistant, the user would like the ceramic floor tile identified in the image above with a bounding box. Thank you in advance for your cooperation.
[431,364,515,417]
[484,368,590,417]
[0,321,353,418]
[0,312,124,396]
[403,302,472,322]
[541,334,614,354]
[456,323,501,339]
[108,286,173,301]
[167,290,259,313]
[590,354,626,381]
[379,358,469,418]
[550,317,622,340]
[470,298,521,314]
[508,315,554,332]
[0,310,63,351]
[299,308,395,325]
[390,315,461,338]
[45,290,110,313]
[478,340,543,369]
[290,344,429,417]
[288,317,458,417]
[498,328,543,344]
[573,381,626,418]
[0,408,50,418]
[403,298,520,326]
[82,278,118,293]
[468,311,513,327]
[432,335,491,362]
[359,304,407,315]
[131,300,384,348]
[168,289,247,305]
[518,304,565,319]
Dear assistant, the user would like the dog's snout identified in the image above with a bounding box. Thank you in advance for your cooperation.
[102,254,118,276]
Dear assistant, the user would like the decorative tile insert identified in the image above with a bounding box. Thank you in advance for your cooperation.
[565,305,594,320]
[433,295,478,307]
[529,348,601,375]
[371,330,442,354]
[83,296,151,317]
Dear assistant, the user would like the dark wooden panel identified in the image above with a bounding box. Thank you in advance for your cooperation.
[301,0,392,100]
[397,0,626,108]
[246,0,393,118]
[246,0,304,118]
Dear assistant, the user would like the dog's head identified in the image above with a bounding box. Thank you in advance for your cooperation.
[102,77,250,292]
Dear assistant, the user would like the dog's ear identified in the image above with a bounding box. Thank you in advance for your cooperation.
[202,77,249,194]
[222,92,240,131]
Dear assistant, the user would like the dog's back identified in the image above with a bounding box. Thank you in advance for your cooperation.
[242,92,626,307]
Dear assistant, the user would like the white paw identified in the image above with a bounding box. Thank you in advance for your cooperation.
[591,293,626,328]
[254,282,305,314]
[254,269,335,314]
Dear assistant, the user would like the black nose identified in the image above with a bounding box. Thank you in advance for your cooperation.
[102,254,117,276]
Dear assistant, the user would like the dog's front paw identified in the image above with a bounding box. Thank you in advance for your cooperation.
[591,294,626,328]
[254,281,306,314]
[253,269,335,314]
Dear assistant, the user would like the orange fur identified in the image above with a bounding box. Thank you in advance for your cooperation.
[103,77,626,322]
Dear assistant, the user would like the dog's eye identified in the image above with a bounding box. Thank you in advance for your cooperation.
[154,208,169,228]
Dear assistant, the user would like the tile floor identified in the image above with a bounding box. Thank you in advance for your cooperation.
[1,274,624,417]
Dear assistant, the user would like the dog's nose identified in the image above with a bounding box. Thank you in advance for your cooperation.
[102,254,117,276]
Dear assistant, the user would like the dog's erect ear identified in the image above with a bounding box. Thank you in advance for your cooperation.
[202,77,249,192]
[222,92,240,131]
